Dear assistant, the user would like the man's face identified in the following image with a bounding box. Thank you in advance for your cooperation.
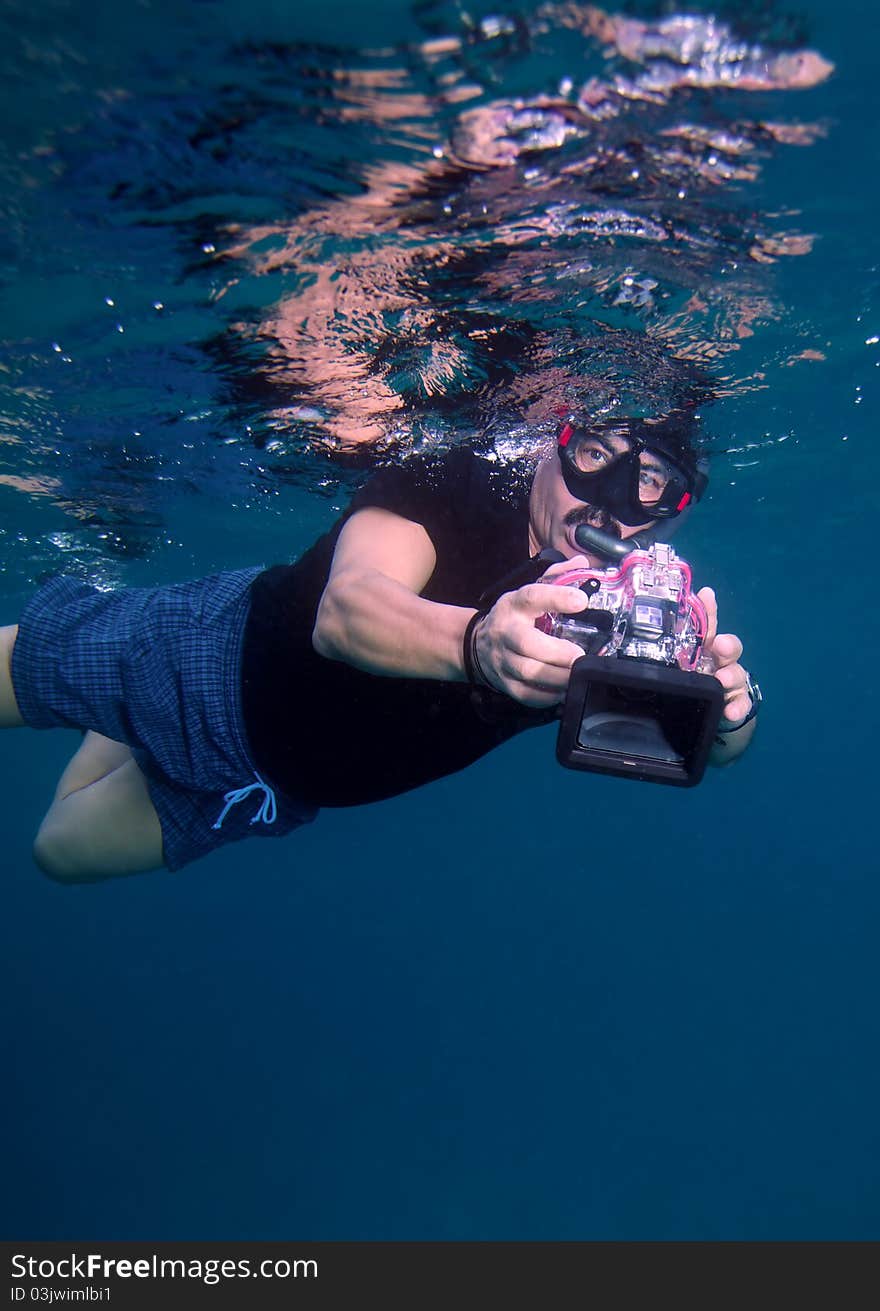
[528,441,657,564]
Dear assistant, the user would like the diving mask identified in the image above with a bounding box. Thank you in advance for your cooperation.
[557,418,707,526]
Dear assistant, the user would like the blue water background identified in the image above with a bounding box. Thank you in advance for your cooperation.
[1,0,878,1238]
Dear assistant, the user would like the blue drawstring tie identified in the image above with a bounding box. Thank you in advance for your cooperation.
[213,774,278,831]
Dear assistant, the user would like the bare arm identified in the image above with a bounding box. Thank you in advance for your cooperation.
[312,507,473,680]
[312,507,591,702]
[709,713,757,766]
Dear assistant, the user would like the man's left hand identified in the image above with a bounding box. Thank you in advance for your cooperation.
[697,586,753,727]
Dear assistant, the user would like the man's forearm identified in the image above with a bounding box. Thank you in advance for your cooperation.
[709,715,757,766]
[312,567,472,681]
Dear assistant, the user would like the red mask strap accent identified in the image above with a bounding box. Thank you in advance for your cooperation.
[676,491,692,512]
[559,423,574,447]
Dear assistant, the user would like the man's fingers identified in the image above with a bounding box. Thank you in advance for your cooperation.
[721,692,752,724]
[710,633,743,667]
[713,661,752,724]
[508,627,587,669]
[697,586,717,645]
[713,662,746,696]
[505,646,582,703]
[509,648,581,688]
[518,582,589,615]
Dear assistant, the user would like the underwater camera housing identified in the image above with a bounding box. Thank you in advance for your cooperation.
[536,543,724,786]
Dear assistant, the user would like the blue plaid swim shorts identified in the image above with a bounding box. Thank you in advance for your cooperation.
[11,568,318,870]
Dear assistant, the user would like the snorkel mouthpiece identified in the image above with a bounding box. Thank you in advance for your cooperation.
[574,523,655,561]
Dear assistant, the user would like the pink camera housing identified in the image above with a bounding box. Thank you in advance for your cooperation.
[536,543,709,671]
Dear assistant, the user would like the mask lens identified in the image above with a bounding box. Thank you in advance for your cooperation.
[635,449,676,510]
[567,432,626,475]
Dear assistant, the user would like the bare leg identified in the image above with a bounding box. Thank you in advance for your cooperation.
[0,625,24,727]
[34,731,165,883]
[51,730,134,802]
[2,626,165,881]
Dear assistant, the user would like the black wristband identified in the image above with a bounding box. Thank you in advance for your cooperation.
[462,609,491,688]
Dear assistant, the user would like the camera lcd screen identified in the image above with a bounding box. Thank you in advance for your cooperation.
[557,656,725,786]
[577,683,704,764]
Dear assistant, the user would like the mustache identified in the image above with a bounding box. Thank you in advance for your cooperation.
[562,505,621,536]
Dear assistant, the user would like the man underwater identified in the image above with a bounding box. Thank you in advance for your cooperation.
[0,414,756,882]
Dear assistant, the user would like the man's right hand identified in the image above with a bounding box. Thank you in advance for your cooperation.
[472,576,591,708]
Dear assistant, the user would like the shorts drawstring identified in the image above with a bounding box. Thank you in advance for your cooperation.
[212,774,278,831]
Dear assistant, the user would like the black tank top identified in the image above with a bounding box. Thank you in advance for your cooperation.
[240,448,554,808]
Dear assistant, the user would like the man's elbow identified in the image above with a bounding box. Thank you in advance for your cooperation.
[312,587,341,659]
[312,575,358,660]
